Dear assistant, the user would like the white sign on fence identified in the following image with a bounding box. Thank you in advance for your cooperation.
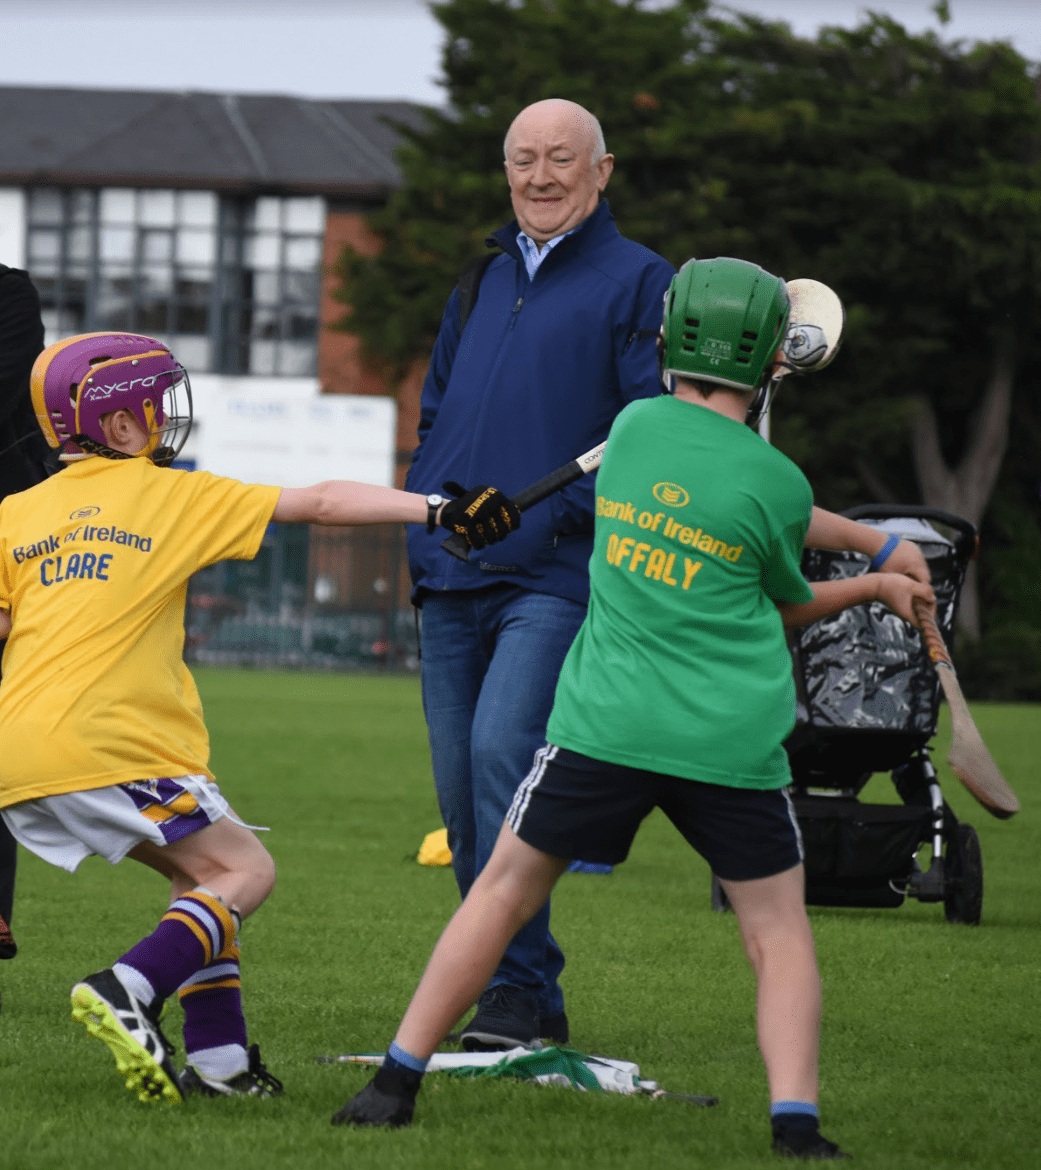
[183,376,396,489]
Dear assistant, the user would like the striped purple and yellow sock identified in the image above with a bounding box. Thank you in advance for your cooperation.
[114,889,237,1007]
[178,935,250,1080]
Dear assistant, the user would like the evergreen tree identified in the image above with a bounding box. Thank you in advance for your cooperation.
[688,12,1041,639]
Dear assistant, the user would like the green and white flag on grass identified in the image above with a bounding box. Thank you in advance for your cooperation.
[323,1045,668,1095]
[442,1046,645,1093]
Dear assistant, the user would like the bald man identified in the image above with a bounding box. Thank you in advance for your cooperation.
[404,99,675,1050]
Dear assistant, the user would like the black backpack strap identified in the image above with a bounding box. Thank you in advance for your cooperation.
[457,251,501,331]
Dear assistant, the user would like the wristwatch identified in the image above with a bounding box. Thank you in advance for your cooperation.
[426,493,445,534]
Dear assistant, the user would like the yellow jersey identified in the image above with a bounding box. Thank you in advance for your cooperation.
[0,457,281,807]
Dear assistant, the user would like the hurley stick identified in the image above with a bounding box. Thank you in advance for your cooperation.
[913,599,1018,819]
[440,441,607,562]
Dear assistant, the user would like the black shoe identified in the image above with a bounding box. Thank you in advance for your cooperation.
[70,968,182,1104]
[331,1066,418,1128]
[461,986,540,1051]
[179,1043,284,1098]
[540,1010,569,1046]
[772,1123,850,1160]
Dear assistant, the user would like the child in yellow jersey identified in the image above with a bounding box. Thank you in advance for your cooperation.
[0,331,519,1104]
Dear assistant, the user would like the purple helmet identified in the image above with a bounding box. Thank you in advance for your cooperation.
[31,332,192,465]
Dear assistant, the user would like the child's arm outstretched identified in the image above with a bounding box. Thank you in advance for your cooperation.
[271,480,519,550]
[777,572,935,630]
[806,506,930,584]
[273,480,431,527]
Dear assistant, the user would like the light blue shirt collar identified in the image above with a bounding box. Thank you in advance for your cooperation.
[516,227,578,280]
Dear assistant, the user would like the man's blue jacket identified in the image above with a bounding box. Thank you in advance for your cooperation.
[405,200,675,605]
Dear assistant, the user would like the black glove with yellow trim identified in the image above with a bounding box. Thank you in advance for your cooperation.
[438,481,521,550]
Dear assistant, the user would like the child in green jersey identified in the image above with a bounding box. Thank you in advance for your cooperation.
[333,260,935,1160]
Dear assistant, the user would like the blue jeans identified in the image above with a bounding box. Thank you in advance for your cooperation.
[420,585,587,1019]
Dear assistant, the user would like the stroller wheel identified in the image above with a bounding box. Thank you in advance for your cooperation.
[944,823,983,925]
[710,875,732,913]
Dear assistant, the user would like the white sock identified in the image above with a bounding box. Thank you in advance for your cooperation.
[189,1043,249,1081]
[112,962,157,1008]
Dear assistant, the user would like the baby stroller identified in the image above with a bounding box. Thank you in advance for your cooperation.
[713,505,982,924]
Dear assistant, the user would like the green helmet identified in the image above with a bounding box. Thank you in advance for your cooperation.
[659,258,790,393]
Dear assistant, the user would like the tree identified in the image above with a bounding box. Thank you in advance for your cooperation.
[679,13,1041,638]
[333,0,1041,641]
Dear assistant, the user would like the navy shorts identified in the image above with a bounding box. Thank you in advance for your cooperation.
[506,745,804,882]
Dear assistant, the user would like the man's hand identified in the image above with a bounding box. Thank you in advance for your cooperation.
[438,482,521,550]
[876,538,931,584]
[874,573,936,627]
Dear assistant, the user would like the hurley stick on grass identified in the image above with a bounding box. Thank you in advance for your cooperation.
[913,598,1019,819]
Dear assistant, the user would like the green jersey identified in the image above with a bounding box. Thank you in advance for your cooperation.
[546,395,814,790]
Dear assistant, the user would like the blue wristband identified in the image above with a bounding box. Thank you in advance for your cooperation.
[869,533,901,571]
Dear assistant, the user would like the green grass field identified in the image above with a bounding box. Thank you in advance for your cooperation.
[2,670,1038,1170]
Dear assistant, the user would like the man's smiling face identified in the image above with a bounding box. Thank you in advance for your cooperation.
[504,100,614,245]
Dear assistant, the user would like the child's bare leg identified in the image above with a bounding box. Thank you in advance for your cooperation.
[128,815,276,918]
[396,822,569,1060]
[332,823,568,1127]
[720,863,820,1104]
[89,818,279,1095]
[721,866,848,1159]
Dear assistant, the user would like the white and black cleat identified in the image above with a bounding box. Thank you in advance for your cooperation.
[178,1044,284,1098]
[70,968,182,1104]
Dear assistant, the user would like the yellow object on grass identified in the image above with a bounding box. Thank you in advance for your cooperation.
[418,827,452,867]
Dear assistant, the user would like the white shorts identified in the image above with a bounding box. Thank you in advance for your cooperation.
[0,775,240,873]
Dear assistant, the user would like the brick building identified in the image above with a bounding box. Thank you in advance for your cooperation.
[0,84,431,667]
[0,84,426,482]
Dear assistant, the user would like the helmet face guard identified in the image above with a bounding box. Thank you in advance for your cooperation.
[31,332,192,466]
[659,258,791,396]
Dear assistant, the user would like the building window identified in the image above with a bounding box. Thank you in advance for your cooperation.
[25,188,325,376]
[215,195,325,377]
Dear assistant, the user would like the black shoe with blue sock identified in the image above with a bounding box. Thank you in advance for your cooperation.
[770,1101,850,1160]
[331,1042,426,1128]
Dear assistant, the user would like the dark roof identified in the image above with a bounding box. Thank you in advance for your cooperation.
[0,86,429,197]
